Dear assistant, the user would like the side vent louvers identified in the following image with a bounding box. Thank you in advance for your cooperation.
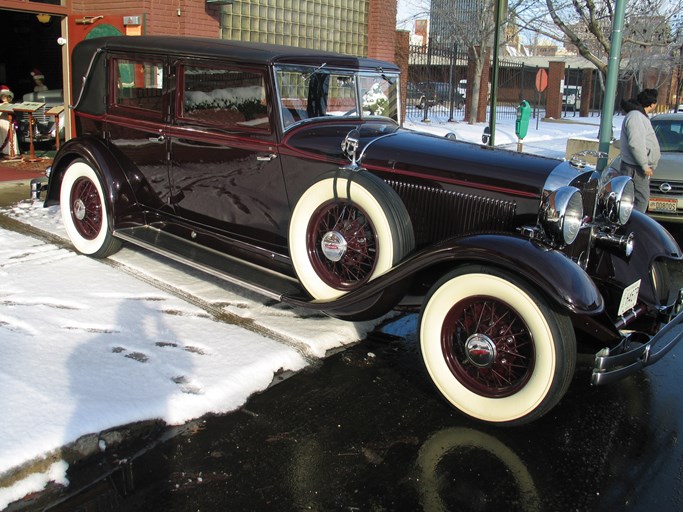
[386,180,517,246]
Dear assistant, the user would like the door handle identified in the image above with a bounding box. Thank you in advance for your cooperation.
[148,135,165,142]
[257,153,278,162]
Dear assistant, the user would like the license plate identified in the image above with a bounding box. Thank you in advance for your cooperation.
[648,197,677,212]
[618,280,641,316]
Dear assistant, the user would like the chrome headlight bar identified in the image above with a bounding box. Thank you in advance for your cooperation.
[594,230,635,257]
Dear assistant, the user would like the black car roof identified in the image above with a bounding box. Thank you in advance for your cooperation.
[73,35,399,71]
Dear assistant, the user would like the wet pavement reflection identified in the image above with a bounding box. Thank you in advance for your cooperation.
[25,306,683,512]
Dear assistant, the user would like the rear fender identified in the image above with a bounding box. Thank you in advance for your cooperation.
[44,136,138,227]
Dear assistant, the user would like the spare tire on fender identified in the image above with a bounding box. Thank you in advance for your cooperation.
[289,170,415,300]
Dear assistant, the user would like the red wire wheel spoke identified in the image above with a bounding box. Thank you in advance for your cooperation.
[306,200,378,290]
[441,297,535,398]
[70,177,103,241]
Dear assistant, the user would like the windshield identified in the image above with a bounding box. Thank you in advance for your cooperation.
[653,118,683,153]
[275,65,399,129]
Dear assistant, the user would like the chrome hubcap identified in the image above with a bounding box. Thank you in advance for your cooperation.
[73,199,86,221]
[465,334,497,368]
[320,231,347,262]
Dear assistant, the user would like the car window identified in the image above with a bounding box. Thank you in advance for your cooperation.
[275,66,399,129]
[180,65,270,132]
[654,120,683,152]
[358,74,398,119]
[276,67,356,128]
[113,58,164,117]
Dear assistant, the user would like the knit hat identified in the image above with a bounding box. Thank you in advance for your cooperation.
[0,84,13,100]
[31,69,45,80]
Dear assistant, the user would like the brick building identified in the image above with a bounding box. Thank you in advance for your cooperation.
[0,0,399,139]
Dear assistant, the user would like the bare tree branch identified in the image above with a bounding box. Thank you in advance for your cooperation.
[519,0,683,87]
[545,0,607,74]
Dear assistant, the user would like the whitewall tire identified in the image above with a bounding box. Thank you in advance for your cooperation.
[60,160,121,258]
[419,265,576,425]
[289,171,414,300]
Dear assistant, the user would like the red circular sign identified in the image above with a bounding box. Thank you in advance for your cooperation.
[535,69,548,93]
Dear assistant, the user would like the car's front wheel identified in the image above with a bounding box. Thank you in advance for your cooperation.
[651,260,671,305]
[419,265,576,426]
[60,159,122,258]
[289,171,414,300]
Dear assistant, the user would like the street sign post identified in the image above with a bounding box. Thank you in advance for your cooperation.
[534,68,548,130]
[535,69,548,93]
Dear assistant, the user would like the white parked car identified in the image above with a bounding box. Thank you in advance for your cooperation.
[605,113,683,223]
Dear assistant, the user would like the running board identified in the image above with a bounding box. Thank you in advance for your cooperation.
[114,226,304,301]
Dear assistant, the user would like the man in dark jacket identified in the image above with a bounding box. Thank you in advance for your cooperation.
[619,88,660,212]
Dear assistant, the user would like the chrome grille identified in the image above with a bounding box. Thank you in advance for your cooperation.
[650,179,683,195]
[386,180,517,246]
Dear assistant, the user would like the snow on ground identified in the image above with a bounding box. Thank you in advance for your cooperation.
[406,111,611,159]
[0,212,388,509]
[0,114,613,508]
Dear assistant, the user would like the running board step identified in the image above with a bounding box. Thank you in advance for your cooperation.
[114,226,304,301]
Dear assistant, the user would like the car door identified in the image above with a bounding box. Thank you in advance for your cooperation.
[168,61,289,252]
[106,54,173,214]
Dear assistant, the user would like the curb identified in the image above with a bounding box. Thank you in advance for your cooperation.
[0,420,167,491]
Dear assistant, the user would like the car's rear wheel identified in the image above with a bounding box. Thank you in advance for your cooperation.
[419,265,576,426]
[289,171,414,300]
[60,160,122,258]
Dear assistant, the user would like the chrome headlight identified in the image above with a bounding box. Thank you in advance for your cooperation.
[542,186,583,245]
[599,175,634,225]
[598,167,619,189]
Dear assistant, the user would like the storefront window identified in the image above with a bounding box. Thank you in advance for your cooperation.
[29,0,63,5]
[220,0,368,56]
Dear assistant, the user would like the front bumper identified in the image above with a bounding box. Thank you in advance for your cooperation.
[647,211,683,224]
[592,294,683,385]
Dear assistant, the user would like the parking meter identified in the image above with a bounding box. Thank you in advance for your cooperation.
[515,100,531,140]
[482,125,491,145]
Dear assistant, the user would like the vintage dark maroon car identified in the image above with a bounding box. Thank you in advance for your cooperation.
[45,36,683,425]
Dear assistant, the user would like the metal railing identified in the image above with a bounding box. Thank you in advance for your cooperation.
[406,43,650,123]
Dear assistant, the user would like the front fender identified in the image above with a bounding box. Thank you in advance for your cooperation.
[612,210,683,304]
[284,234,604,319]
[44,136,138,227]
[436,235,604,314]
